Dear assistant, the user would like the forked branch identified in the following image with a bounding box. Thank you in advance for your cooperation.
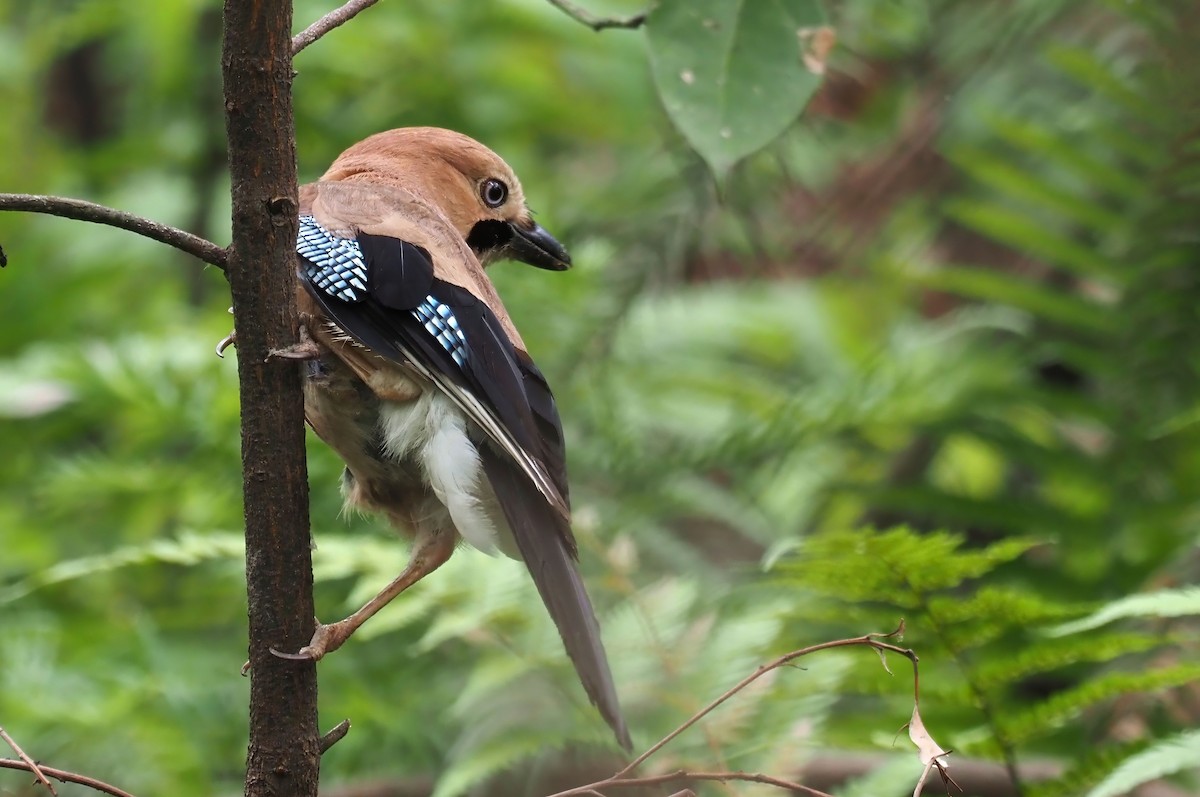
[0,759,137,797]
[0,727,55,796]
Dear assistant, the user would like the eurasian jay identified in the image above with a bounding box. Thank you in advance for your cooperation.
[269,127,629,748]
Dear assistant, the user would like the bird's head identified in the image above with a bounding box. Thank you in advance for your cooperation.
[322,127,571,271]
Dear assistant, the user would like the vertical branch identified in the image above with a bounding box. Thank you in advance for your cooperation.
[220,2,319,796]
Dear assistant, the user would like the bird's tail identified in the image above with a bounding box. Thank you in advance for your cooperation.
[480,447,631,750]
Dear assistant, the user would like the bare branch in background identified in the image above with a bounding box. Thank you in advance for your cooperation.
[292,0,385,55]
[545,624,922,797]
[0,759,137,797]
[545,0,647,32]
[0,727,56,796]
[0,193,228,270]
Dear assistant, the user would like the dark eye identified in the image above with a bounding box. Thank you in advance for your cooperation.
[480,178,508,208]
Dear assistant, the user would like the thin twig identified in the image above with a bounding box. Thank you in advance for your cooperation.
[616,624,912,780]
[0,194,227,270]
[292,0,384,55]
[583,770,832,796]
[319,719,352,754]
[545,625,915,797]
[0,728,55,796]
[0,759,137,797]
[545,0,647,31]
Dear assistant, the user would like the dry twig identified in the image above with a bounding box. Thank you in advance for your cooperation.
[545,0,647,31]
[0,727,56,796]
[545,624,919,797]
[292,0,385,55]
[0,758,137,797]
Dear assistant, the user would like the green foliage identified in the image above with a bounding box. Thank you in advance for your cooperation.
[775,526,1200,794]
[1049,588,1200,636]
[646,0,827,177]
[3,0,1200,796]
[1084,730,1200,797]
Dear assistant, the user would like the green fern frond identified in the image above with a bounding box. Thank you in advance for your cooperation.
[1044,44,1157,120]
[1047,587,1200,636]
[0,531,244,604]
[1002,664,1200,744]
[945,199,1124,283]
[970,632,1167,692]
[928,587,1091,650]
[433,727,575,797]
[912,266,1114,332]
[1083,729,1200,797]
[779,527,1037,600]
[1028,741,1149,797]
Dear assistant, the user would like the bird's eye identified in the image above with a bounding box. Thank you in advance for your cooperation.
[480,178,508,208]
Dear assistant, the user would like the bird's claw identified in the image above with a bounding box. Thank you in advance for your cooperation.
[216,306,237,359]
[268,323,321,361]
[269,618,351,662]
[241,616,349,672]
[216,331,237,358]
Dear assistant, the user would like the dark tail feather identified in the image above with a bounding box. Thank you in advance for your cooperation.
[480,447,631,750]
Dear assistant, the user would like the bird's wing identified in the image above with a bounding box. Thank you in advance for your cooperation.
[297,211,629,747]
[297,207,569,520]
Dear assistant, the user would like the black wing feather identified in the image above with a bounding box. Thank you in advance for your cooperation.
[514,351,571,511]
[361,233,435,310]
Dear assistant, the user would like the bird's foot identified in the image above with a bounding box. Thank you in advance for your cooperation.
[270,618,355,662]
[216,330,237,358]
[268,323,321,361]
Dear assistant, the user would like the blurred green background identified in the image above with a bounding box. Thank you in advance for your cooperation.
[2,1,1199,795]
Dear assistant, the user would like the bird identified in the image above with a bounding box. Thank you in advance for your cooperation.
[264,127,629,749]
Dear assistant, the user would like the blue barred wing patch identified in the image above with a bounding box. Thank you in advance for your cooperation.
[297,215,368,302]
[414,297,468,367]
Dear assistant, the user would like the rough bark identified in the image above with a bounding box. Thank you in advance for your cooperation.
[220,1,320,795]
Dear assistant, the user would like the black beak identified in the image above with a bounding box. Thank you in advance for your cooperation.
[506,221,572,271]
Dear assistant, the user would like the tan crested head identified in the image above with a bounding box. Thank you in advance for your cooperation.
[322,127,571,270]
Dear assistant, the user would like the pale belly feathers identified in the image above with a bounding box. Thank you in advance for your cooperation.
[302,348,519,559]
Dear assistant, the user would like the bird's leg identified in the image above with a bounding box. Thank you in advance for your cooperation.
[272,528,456,662]
[268,321,321,361]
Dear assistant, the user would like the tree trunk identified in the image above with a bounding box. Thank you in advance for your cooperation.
[220,1,320,795]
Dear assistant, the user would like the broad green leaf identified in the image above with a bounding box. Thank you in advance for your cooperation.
[646,0,828,177]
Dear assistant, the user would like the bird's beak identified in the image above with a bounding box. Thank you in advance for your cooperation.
[507,221,572,271]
